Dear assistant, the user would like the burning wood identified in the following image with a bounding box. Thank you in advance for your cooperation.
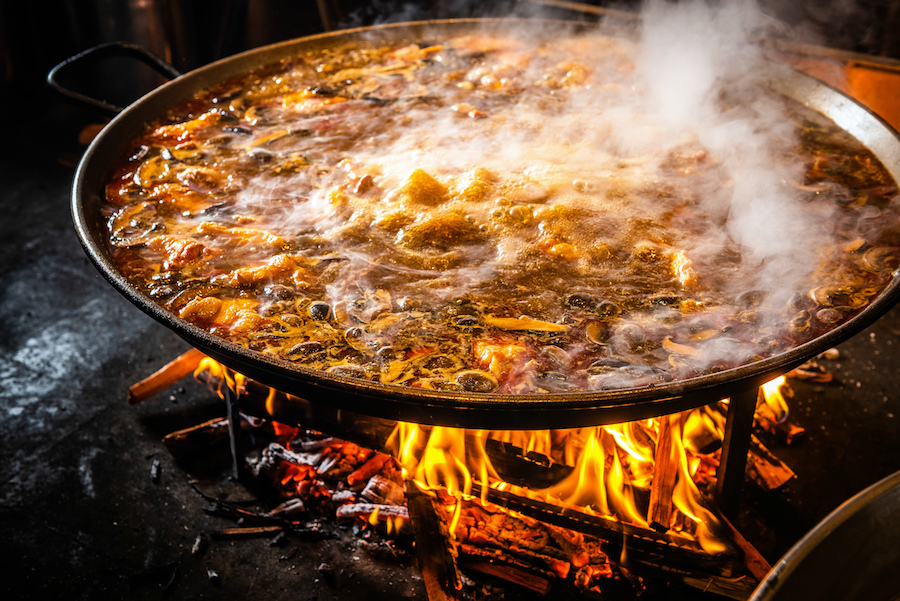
[347,452,391,486]
[440,494,645,597]
[468,482,738,578]
[647,414,678,532]
[164,411,759,597]
[138,356,820,598]
[747,435,796,490]
[457,544,555,595]
[406,483,463,600]
[336,503,410,521]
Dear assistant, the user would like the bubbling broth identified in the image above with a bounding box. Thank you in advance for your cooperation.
[103,26,900,394]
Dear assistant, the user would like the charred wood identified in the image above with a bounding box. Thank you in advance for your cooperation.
[254,442,323,477]
[457,544,554,595]
[268,497,306,517]
[162,416,231,457]
[202,498,299,527]
[757,416,807,445]
[296,436,337,452]
[715,512,772,582]
[747,435,796,491]
[211,525,284,539]
[336,503,410,520]
[361,474,405,505]
[469,483,738,578]
[681,575,756,601]
[332,489,357,504]
[786,363,834,383]
[407,483,463,599]
[483,439,573,489]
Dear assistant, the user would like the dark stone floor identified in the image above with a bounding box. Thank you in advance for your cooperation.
[2,18,900,600]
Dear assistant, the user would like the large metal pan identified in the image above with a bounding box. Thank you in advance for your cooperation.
[69,19,900,429]
[750,469,900,601]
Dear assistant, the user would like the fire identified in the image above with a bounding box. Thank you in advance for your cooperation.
[758,376,789,423]
[385,417,728,554]
[549,428,649,526]
[193,357,793,557]
[196,356,248,399]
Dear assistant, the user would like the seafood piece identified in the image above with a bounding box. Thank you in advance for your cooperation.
[484,315,570,332]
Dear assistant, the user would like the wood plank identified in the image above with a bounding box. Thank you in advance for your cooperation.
[648,414,678,531]
[128,348,206,404]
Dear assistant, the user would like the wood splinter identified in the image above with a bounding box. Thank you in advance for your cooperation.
[128,348,207,404]
[211,525,284,540]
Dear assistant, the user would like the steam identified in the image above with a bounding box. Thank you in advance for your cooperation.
[213,0,875,378]
[634,0,830,295]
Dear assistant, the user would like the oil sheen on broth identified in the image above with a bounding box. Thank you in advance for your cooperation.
[102,28,900,394]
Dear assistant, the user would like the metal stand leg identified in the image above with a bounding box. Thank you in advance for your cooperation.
[224,385,244,481]
[715,386,758,520]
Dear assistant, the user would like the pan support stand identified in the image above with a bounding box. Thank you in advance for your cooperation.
[223,385,246,482]
[714,386,758,520]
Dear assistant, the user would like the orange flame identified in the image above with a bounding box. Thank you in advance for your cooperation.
[758,376,789,423]
[194,358,791,556]
[385,418,730,552]
[195,357,247,399]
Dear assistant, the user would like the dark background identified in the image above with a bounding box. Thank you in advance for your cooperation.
[2,1,900,600]
[2,0,900,154]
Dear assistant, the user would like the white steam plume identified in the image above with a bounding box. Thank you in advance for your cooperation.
[636,0,829,294]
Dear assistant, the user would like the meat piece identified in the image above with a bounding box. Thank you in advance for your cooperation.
[222,254,313,289]
[397,213,482,250]
[149,110,221,145]
[178,297,265,335]
[399,169,449,206]
[147,235,206,269]
[473,339,529,380]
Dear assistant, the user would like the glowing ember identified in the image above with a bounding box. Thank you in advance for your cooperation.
[192,357,794,560]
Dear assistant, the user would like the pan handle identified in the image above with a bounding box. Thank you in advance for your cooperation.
[47,42,182,117]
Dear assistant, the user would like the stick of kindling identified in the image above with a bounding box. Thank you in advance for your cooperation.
[127,347,207,404]
[714,512,773,582]
[647,413,679,531]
